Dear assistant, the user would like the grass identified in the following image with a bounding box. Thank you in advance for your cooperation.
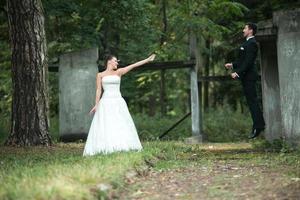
[0,143,144,200]
[1,141,300,200]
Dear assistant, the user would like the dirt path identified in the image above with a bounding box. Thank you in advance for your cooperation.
[119,147,300,200]
[120,163,300,200]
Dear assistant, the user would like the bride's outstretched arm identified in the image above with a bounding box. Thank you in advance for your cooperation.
[89,73,102,114]
[118,54,156,75]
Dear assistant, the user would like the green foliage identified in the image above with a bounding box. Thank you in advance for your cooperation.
[123,68,190,116]
[43,0,157,60]
[0,42,11,119]
[242,0,300,21]
[1,0,300,144]
[0,116,59,145]
[203,105,252,142]
[133,113,191,141]
[49,72,59,116]
[0,117,9,144]
[0,8,11,142]
[49,116,59,142]
[251,138,298,153]
[0,41,11,144]
[0,104,254,144]
[131,105,251,142]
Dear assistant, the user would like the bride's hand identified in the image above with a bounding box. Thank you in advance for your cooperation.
[147,54,156,62]
[89,105,97,115]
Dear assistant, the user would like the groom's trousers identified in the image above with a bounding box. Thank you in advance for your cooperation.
[241,79,265,129]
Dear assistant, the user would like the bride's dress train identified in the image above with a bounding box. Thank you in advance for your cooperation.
[83,75,142,156]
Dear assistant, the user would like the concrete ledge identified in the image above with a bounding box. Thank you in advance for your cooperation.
[184,135,202,144]
[256,20,278,42]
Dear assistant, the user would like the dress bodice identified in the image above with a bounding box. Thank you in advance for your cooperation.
[101,75,122,98]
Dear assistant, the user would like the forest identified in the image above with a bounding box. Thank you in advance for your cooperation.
[1,1,300,200]
[1,0,298,144]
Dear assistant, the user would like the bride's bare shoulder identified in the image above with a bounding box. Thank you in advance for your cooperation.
[97,72,104,78]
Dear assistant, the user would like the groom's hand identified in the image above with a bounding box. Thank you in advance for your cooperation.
[224,63,233,69]
[231,72,239,79]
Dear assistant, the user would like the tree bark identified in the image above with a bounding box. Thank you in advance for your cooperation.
[159,0,167,115]
[160,69,166,115]
[203,39,210,110]
[5,0,51,146]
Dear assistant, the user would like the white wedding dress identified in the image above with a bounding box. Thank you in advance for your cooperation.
[83,75,142,156]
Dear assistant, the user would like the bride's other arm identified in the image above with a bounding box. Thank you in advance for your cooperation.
[118,54,156,76]
[89,73,102,114]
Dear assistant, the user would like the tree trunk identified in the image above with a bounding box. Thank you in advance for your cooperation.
[160,0,167,45]
[159,0,167,115]
[148,95,156,116]
[5,0,51,146]
[211,47,217,108]
[160,69,166,115]
[203,40,210,110]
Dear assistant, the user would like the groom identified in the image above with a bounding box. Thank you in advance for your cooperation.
[225,22,265,139]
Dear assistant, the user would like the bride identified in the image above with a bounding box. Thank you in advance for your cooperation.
[83,54,156,156]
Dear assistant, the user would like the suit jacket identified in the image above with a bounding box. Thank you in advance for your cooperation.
[232,37,258,81]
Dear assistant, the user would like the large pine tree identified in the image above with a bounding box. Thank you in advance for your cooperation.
[5,0,51,146]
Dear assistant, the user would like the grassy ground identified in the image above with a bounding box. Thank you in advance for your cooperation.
[0,141,300,200]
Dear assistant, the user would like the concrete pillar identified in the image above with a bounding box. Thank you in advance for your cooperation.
[187,32,202,143]
[274,9,300,145]
[59,48,98,141]
[257,9,300,146]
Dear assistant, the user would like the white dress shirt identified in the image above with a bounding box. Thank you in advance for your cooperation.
[246,36,255,41]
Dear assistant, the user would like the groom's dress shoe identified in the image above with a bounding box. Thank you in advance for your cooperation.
[248,128,264,139]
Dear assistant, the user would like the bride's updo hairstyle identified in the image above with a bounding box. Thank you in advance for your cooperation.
[103,54,116,68]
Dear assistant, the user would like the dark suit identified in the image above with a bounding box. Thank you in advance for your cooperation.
[233,37,265,129]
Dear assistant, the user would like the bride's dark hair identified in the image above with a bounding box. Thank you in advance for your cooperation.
[103,54,116,68]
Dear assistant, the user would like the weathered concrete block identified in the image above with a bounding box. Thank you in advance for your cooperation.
[257,8,300,145]
[59,48,98,141]
[185,135,202,144]
[273,9,300,34]
[274,9,300,144]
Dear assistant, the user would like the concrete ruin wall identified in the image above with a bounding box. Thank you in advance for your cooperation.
[59,48,98,141]
[257,8,300,145]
